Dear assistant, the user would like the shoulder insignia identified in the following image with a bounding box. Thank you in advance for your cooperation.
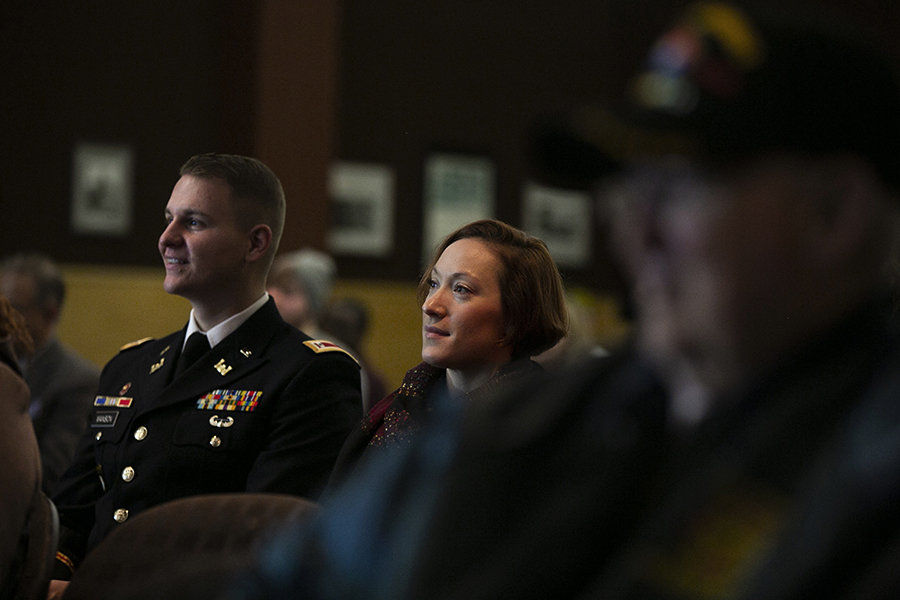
[119,337,154,352]
[303,340,359,365]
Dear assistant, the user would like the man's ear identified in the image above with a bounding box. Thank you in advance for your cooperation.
[246,225,273,264]
[41,302,61,328]
[808,156,880,267]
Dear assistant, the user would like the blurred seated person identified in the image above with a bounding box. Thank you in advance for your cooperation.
[0,293,42,594]
[268,249,340,341]
[327,219,568,486]
[0,253,101,494]
[321,298,389,413]
[228,3,900,599]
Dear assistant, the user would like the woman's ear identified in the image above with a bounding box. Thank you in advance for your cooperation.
[498,324,515,348]
[246,224,273,263]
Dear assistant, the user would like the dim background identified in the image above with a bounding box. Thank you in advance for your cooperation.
[2,0,898,387]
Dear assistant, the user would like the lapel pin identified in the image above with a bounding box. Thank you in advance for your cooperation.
[240,347,252,358]
[209,415,235,428]
[160,345,170,356]
[150,358,165,374]
[120,382,132,395]
[214,359,233,376]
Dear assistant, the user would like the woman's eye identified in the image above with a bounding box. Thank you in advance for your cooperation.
[453,285,471,294]
[428,279,438,288]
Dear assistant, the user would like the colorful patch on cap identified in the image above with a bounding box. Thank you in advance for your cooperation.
[303,340,359,364]
[196,389,262,412]
[633,1,765,114]
[94,396,133,408]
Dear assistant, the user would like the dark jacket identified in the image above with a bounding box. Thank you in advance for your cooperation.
[232,296,900,600]
[52,299,362,575]
[327,359,544,489]
[404,297,900,600]
[26,337,100,494]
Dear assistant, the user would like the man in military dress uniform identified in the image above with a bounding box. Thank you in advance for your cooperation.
[47,154,362,593]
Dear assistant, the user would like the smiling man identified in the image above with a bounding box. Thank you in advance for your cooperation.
[49,154,362,590]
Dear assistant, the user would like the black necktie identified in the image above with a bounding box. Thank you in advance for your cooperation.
[174,332,210,378]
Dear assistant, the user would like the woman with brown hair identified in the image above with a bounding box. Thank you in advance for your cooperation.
[329,219,568,485]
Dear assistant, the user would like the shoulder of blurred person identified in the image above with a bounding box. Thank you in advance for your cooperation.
[327,357,545,491]
[584,294,900,599]
[226,350,668,600]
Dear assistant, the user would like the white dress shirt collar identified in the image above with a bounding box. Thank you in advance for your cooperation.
[183,293,269,350]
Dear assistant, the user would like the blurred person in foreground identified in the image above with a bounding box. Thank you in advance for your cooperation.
[0,293,43,597]
[0,253,101,494]
[47,154,361,598]
[228,2,900,599]
[326,218,568,487]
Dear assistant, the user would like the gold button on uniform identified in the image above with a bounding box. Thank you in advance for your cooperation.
[121,466,135,482]
[95,431,102,441]
[134,426,148,441]
[210,436,222,448]
[113,509,129,523]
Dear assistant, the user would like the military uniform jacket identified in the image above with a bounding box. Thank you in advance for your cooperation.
[52,298,362,572]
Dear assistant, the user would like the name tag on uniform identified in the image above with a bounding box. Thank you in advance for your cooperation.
[196,389,262,412]
[92,411,119,428]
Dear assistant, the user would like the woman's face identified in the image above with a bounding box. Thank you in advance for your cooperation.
[421,238,511,373]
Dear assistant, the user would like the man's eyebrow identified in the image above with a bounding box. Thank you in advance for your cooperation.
[166,208,211,219]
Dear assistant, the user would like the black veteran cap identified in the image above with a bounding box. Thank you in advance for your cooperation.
[532,1,900,189]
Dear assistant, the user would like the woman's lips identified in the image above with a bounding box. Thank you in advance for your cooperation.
[424,325,449,338]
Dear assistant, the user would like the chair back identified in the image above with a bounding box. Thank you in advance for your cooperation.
[2,492,59,600]
[62,493,319,600]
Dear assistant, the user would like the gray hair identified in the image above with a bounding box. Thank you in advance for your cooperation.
[0,253,65,309]
[269,249,337,319]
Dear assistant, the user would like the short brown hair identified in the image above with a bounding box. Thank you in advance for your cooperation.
[180,153,286,262]
[418,219,568,358]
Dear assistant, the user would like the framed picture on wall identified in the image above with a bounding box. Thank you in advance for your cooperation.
[422,153,495,261]
[522,181,593,269]
[327,161,395,257]
[70,142,134,237]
